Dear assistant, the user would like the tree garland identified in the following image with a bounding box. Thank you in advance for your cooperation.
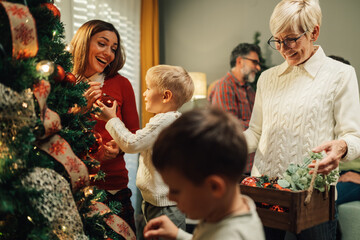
[0,1,129,239]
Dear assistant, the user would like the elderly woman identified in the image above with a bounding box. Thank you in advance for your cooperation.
[244,0,360,239]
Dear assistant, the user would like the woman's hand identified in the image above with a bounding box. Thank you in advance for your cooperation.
[102,140,121,161]
[143,215,178,240]
[84,82,102,111]
[309,139,347,175]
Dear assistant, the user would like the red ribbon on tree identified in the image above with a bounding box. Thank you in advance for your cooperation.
[0,2,38,59]
[88,202,136,240]
[33,79,89,191]
[33,79,136,238]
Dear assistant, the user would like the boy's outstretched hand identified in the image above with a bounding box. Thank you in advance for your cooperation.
[94,100,118,122]
[143,215,179,240]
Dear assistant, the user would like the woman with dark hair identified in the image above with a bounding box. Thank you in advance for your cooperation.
[71,20,139,232]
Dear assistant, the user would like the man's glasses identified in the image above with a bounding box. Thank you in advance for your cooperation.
[267,30,308,50]
[242,57,260,67]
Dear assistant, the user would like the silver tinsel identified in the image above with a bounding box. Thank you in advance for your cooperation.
[21,167,88,240]
[0,83,36,151]
[1,82,88,239]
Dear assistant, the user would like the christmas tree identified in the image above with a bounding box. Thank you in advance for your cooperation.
[250,31,269,91]
[0,1,135,239]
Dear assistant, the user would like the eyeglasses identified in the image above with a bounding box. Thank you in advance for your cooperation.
[242,57,260,67]
[267,30,308,50]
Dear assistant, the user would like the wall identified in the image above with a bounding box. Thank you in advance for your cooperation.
[159,0,360,88]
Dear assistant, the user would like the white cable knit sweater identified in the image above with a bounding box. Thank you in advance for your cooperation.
[244,46,360,178]
[105,111,181,206]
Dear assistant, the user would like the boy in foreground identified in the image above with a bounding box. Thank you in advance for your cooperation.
[143,107,265,240]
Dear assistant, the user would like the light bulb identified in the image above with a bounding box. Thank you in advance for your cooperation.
[36,60,55,77]
[65,44,71,52]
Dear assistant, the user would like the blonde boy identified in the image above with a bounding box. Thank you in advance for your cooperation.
[143,107,265,240]
[96,65,194,232]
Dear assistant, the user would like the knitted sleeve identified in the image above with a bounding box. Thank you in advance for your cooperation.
[333,66,360,161]
[244,72,265,154]
[105,112,179,154]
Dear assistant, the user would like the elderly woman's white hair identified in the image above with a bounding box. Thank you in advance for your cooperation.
[270,0,322,37]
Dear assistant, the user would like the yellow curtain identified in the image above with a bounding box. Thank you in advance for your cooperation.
[140,0,159,127]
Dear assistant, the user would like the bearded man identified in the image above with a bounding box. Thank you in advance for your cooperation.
[209,43,261,175]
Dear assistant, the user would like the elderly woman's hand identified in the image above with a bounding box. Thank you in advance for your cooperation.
[309,139,347,175]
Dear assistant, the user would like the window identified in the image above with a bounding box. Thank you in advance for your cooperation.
[55,0,141,111]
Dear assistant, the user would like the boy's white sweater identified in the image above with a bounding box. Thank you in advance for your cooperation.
[105,111,181,206]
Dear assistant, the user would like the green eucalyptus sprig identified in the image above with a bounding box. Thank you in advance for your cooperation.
[277,152,339,192]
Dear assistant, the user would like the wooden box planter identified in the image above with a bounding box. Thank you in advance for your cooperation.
[240,184,335,233]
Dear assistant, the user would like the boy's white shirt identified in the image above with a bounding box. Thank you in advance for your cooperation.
[176,195,265,240]
[105,111,181,206]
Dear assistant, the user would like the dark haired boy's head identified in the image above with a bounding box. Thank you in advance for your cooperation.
[152,107,248,185]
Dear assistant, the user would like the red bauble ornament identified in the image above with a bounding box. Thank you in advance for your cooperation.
[64,72,77,85]
[54,65,66,82]
[89,131,103,157]
[99,94,115,107]
[41,3,61,19]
